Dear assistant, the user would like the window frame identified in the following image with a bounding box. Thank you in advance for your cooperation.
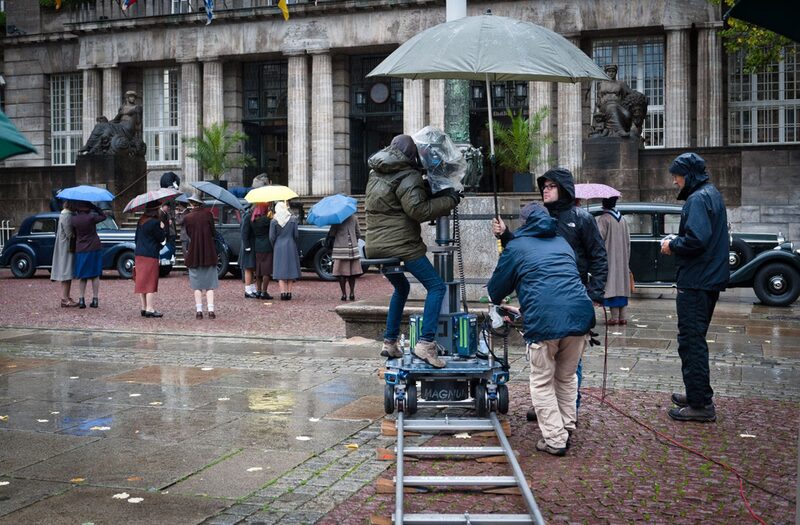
[143,67,182,165]
[50,73,83,166]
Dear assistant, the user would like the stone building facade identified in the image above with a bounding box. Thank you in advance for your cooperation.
[1,0,799,237]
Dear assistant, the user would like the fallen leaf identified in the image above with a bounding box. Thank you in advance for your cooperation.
[295,436,311,441]
[635,324,648,328]
[706,340,714,343]
[0,416,8,422]
[126,476,142,482]
[345,443,359,449]
[454,432,471,439]
[252,351,261,355]
[127,497,143,503]
[740,433,756,438]
[6,365,17,368]
[50,411,60,415]
[619,367,630,371]
[308,417,320,422]
[70,477,85,483]
[129,394,141,398]
[612,332,623,335]
[112,492,130,499]
[764,340,771,343]
[217,397,230,402]
[246,467,263,472]
[89,426,111,431]
[69,376,79,379]
[200,367,214,371]
[148,402,163,406]
[0,481,10,486]
[36,419,49,423]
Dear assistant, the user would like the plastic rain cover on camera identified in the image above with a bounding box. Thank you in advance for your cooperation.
[412,126,466,194]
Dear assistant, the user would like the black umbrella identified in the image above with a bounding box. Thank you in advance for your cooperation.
[725,0,800,43]
[189,181,245,211]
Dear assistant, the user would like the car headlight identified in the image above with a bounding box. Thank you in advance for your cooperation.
[778,231,785,244]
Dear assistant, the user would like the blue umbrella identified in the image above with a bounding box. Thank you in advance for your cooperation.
[57,185,115,202]
[307,194,358,226]
[190,181,245,211]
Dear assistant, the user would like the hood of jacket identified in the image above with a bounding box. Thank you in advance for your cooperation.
[368,146,417,179]
[670,152,710,201]
[515,204,558,239]
[537,167,576,213]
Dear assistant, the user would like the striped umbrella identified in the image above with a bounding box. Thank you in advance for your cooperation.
[123,188,182,213]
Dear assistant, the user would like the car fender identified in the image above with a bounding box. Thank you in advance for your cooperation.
[102,242,136,269]
[728,249,800,287]
[0,243,38,267]
[301,238,326,267]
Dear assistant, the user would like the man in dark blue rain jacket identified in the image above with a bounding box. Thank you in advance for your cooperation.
[488,204,595,456]
[660,152,728,423]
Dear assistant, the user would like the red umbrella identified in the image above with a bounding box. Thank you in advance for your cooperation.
[574,183,620,200]
[123,188,182,213]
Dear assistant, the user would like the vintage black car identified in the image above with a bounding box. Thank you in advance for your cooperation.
[587,203,800,306]
[199,199,344,281]
[0,212,173,279]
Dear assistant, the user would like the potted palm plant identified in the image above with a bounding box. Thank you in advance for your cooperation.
[493,107,552,192]
[183,122,255,188]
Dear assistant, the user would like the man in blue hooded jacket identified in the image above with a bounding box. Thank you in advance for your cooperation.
[488,204,595,455]
[660,152,728,422]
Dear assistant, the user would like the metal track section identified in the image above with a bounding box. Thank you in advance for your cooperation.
[390,411,546,524]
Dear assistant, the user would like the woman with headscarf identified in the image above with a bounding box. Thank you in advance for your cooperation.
[251,202,274,299]
[71,202,107,309]
[269,201,301,300]
[595,196,631,324]
[328,213,363,301]
[364,134,460,368]
[182,195,219,319]
[134,201,167,318]
[52,200,78,307]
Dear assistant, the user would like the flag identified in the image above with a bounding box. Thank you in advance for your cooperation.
[121,0,137,12]
[204,0,214,25]
[278,0,289,21]
[55,0,62,9]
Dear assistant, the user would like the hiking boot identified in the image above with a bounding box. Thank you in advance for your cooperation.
[668,404,716,423]
[380,340,403,359]
[671,393,714,410]
[413,340,446,368]
[525,407,537,422]
[536,438,566,457]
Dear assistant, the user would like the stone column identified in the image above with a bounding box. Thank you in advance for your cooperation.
[310,49,335,196]
[403,79,426,135]
[529,81,553,176]
[665,27,691,148]
[428,80,446,131]
[557,36,583,179]
[286,50,310,196]
[101,66,121,121]
[697,23,723,147]
[202,59,224,128]
[181,60,202,183]
[81,68,102,144]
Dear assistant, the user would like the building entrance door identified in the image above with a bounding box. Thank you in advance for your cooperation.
[243,122,287,187]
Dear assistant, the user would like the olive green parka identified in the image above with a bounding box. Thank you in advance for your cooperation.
[365,146,456,261]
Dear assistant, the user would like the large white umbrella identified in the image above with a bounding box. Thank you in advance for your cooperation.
[368,11,608,215]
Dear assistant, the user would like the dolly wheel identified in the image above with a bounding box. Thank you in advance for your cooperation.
[497,384,509,414]
[475,384,488,418]
[406,383,418,415]
[383,384,395,414]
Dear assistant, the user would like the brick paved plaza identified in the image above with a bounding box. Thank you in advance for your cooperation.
[0,270,797,524]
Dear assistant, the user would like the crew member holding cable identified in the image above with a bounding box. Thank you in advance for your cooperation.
[488,203,595,456]
[365,134,460,368]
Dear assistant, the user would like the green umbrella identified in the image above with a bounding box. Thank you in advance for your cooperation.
[0,109,37,162]
[368,11,607,218]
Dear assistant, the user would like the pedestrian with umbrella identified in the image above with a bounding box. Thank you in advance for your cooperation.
[251,202,275,300]
[310,195,362,301]
[134,201,167,318]
[595,195,631,325]
[52,200,78,308]
[183,194,220,319]
[269,201,301,300]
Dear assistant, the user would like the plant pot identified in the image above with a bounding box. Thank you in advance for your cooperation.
[209,180,228,190]
[512,172,534,192]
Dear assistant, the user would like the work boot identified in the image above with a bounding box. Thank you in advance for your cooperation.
[667,404,716,423]
[413,340,446,368]
[671,393,714,410]
[380,339,403,358]
[535,438,566,457]
[526,407,538,422]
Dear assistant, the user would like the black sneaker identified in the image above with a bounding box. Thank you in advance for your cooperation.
[668,405,717,423]
[526,407,537,422]
[536,438,566,457]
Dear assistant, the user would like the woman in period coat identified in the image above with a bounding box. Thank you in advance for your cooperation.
[52,200,78,307]
[71,203,108,309]
[182,195,219,319]
[327,213,363,301]
[595,196,631,324]
[251,203,274,300]
[269,201,301,300]
[239,205,258,299]
[134,202,167,318]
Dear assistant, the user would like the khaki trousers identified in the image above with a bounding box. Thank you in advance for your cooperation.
[528,335,586,448]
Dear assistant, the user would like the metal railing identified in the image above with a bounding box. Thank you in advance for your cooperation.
[0,220,14,253]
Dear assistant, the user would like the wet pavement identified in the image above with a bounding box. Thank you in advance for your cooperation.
[0,286,798,524]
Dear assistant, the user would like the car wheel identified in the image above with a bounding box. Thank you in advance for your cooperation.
[753,262,800,307]
[158,265,172,278]
[116,251,135,279]
[313,247,335,281]
[729,238,753,272]
[217,250,230,279]
[9,252,35,278]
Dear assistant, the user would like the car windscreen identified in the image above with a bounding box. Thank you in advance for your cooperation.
[96,216,119,231]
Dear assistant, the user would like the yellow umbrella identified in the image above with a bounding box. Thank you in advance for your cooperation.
[244,185,298,203]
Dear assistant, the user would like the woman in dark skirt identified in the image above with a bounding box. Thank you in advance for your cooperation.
[251,203,274,299]
[71,203,107,309]
[328,213,363,301]
[134,202,166,318]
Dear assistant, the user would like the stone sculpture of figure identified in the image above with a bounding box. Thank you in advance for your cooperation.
[589,64,648,141]
[78,91,146,157]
